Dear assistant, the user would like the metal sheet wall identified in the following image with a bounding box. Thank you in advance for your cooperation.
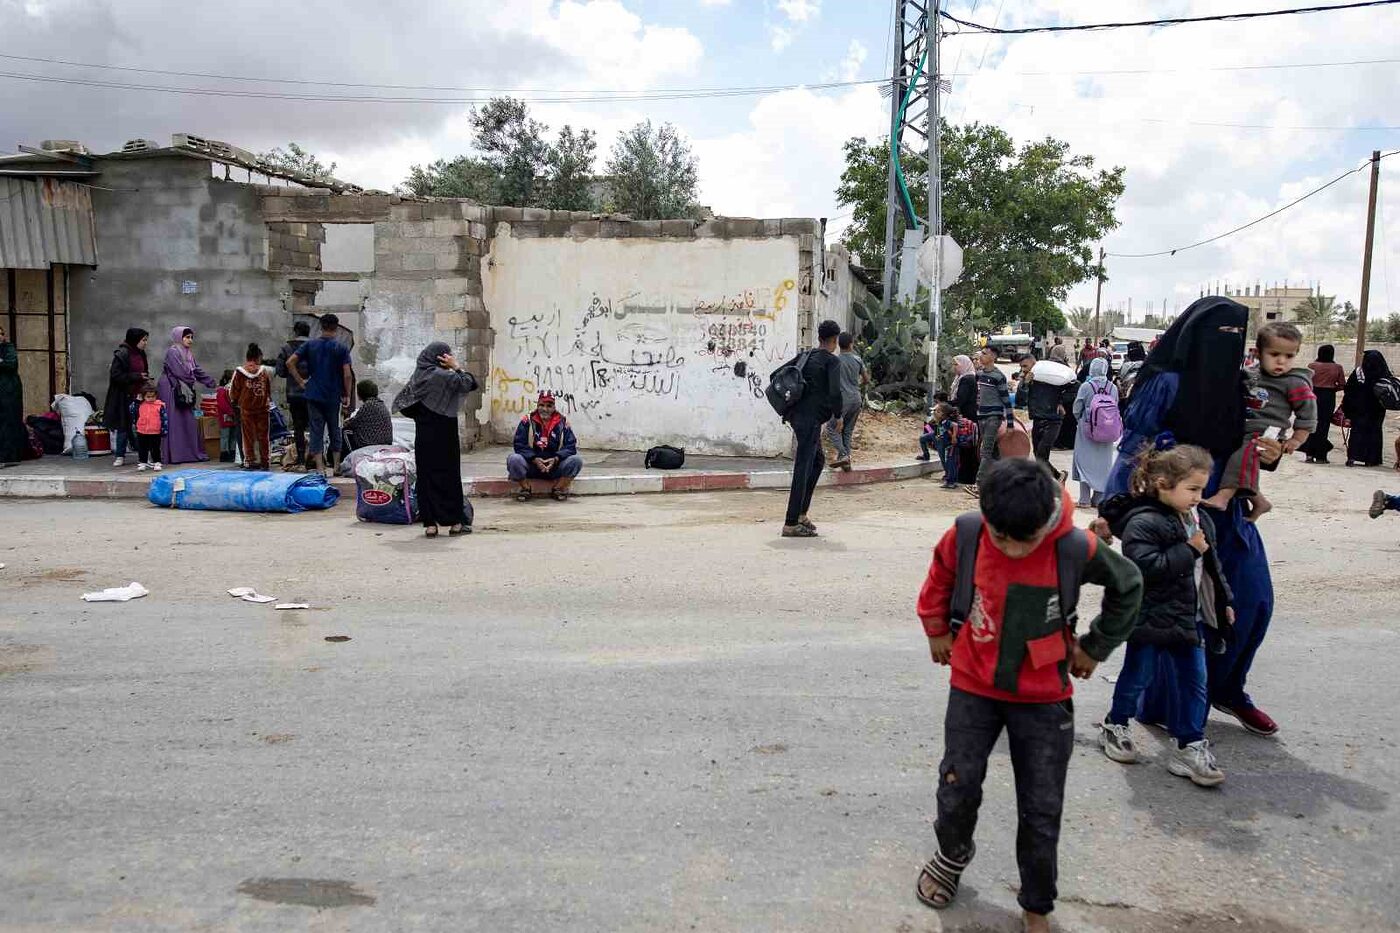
[0,177,98,270]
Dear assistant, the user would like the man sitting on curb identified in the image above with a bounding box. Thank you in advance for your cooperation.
[508,392,583,502]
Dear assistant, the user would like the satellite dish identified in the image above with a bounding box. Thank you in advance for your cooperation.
[916,235,963,289]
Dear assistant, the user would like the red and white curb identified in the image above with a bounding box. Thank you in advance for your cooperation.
[0,460,941,501]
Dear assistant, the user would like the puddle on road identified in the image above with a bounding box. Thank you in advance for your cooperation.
[236,877,375,908]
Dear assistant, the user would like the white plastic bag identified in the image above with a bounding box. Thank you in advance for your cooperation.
[52,394,95,453]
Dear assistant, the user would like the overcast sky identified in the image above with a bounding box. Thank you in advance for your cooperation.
[2,0,1398,319]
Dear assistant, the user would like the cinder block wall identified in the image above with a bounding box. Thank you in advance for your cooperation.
[69,156,285,398]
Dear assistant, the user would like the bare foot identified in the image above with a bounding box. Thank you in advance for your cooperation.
[1024,910,1051,933]
[1244,493,1272,523]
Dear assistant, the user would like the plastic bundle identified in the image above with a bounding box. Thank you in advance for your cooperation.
[147,470,340,513]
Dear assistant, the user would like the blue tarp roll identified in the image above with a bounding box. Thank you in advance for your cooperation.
[147,470,340,513]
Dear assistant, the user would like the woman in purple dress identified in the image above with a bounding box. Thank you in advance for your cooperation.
[156,325,216,464]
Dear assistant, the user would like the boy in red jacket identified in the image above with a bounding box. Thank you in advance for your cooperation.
[914,459,1141,933]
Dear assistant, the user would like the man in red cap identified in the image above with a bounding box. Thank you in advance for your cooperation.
[507,391,582,501]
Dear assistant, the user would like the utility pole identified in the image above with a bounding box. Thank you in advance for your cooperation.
[1092,247,1105,344]
[880,11,907,308]
[924,0,943,409]
[881,1,933,308]
[1356,149,1381,365]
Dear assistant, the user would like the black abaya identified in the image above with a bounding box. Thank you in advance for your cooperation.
[1298,388,1337,461]
[409,406,465,526]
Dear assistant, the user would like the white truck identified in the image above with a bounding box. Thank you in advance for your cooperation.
[985,322,1035,360]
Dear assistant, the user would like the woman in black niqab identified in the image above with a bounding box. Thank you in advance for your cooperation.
[392,342,479,536]
[1342,349,1393,467]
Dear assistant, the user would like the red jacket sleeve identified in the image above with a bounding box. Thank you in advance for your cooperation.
[917,527,959,637]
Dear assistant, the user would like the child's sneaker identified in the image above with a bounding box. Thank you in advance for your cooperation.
[1099,718,1138,763]
[1167,740,1224,787]
[136,462,148,472]
[152,462,163,472]
[1370,489,1388,519]
[112,457,124,467]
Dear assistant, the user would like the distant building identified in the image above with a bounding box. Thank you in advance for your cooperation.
[1221,284,1324,327]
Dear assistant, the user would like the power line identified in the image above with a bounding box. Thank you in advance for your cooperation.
[948,56,1400,77]
[944,0,1400,34]
[0,69,887,104]
[1107,150,1400,259]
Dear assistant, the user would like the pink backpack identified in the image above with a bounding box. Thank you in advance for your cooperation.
[1084,383,1122,443]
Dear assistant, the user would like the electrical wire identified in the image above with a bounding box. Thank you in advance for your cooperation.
[1107,150,1400,259]
[942,0,1400,35]
[893,50,929,227]
[0,68,889,104]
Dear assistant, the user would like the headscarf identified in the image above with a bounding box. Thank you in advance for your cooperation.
[1126,342,1146,362]
[124,328,148,349]
[1087,356,1110,385]
[391,341,478,418]
[168,325,195,367]
[952,355,975,378]
[1316,344,1335,363]
[1358,348,1393,384]
[1048,344,1070,366]
[1132,296,1248,458]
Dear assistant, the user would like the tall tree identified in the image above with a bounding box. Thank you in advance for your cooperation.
[605,120,701,220]
[543,126,599,211]
[258,143,336,182]
[1296,294,1337,341]
[470,97,551,207]
[401,156,501,201]
[835,122,1125,334]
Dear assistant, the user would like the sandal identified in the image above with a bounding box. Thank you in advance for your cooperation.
[515,487,533,502]
[448,524,470,536]
[915,844,974,911]
[424,526,439,538]
[551,488,569,502]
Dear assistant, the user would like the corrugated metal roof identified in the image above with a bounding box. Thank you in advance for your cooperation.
[0,176,98,269]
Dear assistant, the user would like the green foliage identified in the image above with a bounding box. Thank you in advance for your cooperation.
[1066,306,1123,338]
[853,291,987,401]
[1295,295,1337,340]
[258,143,336,182]
[835,122,1125,335]
[401,156,501,201]
[399,96,599,210]
[604,120,701,220]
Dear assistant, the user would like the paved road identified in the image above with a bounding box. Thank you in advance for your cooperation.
[1,451,1397,932]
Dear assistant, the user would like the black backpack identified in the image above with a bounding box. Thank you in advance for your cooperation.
[765,350,812,420]
[948,511,1090,635]
[644,445,686,470]
[1373,374,1400,411]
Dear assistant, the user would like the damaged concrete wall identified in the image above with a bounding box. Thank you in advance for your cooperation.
[68,156,285,399]
[483,214,821,457]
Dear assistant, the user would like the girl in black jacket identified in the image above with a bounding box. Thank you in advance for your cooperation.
[1097,443,1235,787]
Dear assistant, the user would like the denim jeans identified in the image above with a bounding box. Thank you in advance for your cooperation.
[826,402,861,461]
[1107,639,1208,746]
[112,429,130,459]
[1387,494,1400,512]
[506,453,583,481]
[935,688,1075,916]
[929,433,959,486]
[306,398,342,457]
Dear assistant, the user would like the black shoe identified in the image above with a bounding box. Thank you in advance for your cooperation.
[916,454,931,461]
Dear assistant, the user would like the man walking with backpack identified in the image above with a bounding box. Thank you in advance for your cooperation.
[772,320,843,538]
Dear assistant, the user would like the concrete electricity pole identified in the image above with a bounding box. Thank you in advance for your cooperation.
[1356,149,1381,366]
[1092,247,1105,344]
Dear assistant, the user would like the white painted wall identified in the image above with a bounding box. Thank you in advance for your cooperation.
[484,229,803,456]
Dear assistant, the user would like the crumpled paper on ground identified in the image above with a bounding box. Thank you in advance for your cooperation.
[82,582,149,602]
[228,586,276,604]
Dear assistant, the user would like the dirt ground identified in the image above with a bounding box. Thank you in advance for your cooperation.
[843,409,926,458]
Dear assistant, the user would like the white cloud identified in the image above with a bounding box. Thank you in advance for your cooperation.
[769,25,794,52]
[833,39,868,82]
[698,0,732,6]
[776,0,819,23]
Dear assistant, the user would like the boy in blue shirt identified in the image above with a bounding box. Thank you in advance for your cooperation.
[286,313,353,474]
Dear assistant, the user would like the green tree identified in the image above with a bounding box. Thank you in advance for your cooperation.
[835,122,1125,335]
[605,120,701,220]
[401,156,501,201]
[258,143,336,182]
[543,125,599,211]
[470,97,550,207]
[1296,294,1337,341]
[1066,306,1122,338]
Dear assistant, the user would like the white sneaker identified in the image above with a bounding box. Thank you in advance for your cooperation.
[1168,739,1225,787]
[112,457,124,467]
[1099,718,1139,763]
[137,463,149,472]
[152,462,163,472]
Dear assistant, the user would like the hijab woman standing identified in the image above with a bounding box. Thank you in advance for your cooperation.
[1299,344,1346,464]
[1104,296,1284,739]
[1342,350,1393,468]
[1071,357,1117,507]
[156,326,216,464]
[950,354,980,483]
[393,342,478,537]
[0,323,23,464]
[103,328,148,467]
